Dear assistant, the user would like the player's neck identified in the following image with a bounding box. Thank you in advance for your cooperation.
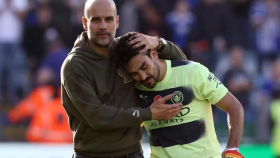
[87,39,111,58]
[158,59,167,82]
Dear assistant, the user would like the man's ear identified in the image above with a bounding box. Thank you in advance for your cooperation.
[151,50,159,60]
[82,16,88,30]
[116,15,119,29]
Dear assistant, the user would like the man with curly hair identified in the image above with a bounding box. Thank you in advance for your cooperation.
[114,32,245,158]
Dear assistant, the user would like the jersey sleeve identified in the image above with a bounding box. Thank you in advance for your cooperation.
[192,63,228,105]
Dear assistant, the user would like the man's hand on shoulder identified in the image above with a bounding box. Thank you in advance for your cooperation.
[127,33,159,54]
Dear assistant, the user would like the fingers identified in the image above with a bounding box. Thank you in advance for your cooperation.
[152,105,183,120]
[166,108,181,118]
[167,103,183,114]
[156,103,182,120]
[127,34,147,52]
[156,94,173,103]
[166,103,183,109]
[221,150,225,157]
[138,47,148,54]
[132,41,146,50]
[128,33,140,42]
[128,34,143,45]
[127,33,157,51]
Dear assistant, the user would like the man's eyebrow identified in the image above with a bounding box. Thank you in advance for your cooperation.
[127,61,146,75]
[90,16,114,20]
[90,17,100,20]
[106,16,114,19]
[138,61,146,71]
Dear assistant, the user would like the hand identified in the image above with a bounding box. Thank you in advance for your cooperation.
[222,149,244,158]
[150,94,183,120]
[127,33,159,54]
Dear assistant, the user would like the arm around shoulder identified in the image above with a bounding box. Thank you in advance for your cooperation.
[61,60,152,130]
[158,40,187,60]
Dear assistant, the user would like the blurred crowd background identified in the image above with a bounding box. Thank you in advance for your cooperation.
[0,0,280,156]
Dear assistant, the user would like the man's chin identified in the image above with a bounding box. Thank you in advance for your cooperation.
[143,83,156,89]
[98,39,111,45]
[96,41,111,47]
[92,38,112,47]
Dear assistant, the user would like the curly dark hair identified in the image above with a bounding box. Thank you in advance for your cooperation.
[113,32,151,68]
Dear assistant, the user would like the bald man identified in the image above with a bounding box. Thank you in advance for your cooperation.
[61,0,187,158]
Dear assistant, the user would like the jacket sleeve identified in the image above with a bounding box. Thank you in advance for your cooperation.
[158,41,187,60]
[62,73,152,130]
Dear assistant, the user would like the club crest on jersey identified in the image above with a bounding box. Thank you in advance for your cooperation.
[171,91,184,103]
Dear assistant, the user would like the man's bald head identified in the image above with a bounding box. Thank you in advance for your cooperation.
[82,0,119,49]
[84,0,117,19]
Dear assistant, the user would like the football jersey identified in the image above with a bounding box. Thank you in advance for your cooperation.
[135,60,228,158]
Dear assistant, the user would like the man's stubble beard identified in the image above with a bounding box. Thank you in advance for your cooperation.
[89,32,114,48]
[154,61,160,84]
[145,61,160,89]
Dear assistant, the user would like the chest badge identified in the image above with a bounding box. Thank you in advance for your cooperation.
[171,91,184,103]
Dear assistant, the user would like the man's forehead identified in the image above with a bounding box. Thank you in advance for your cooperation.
[85,0,116,18]
[126,54,147,71]
[89,8,115,18]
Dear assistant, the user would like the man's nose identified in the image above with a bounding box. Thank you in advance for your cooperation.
[139,72,147,81]
[99,20,107,30]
